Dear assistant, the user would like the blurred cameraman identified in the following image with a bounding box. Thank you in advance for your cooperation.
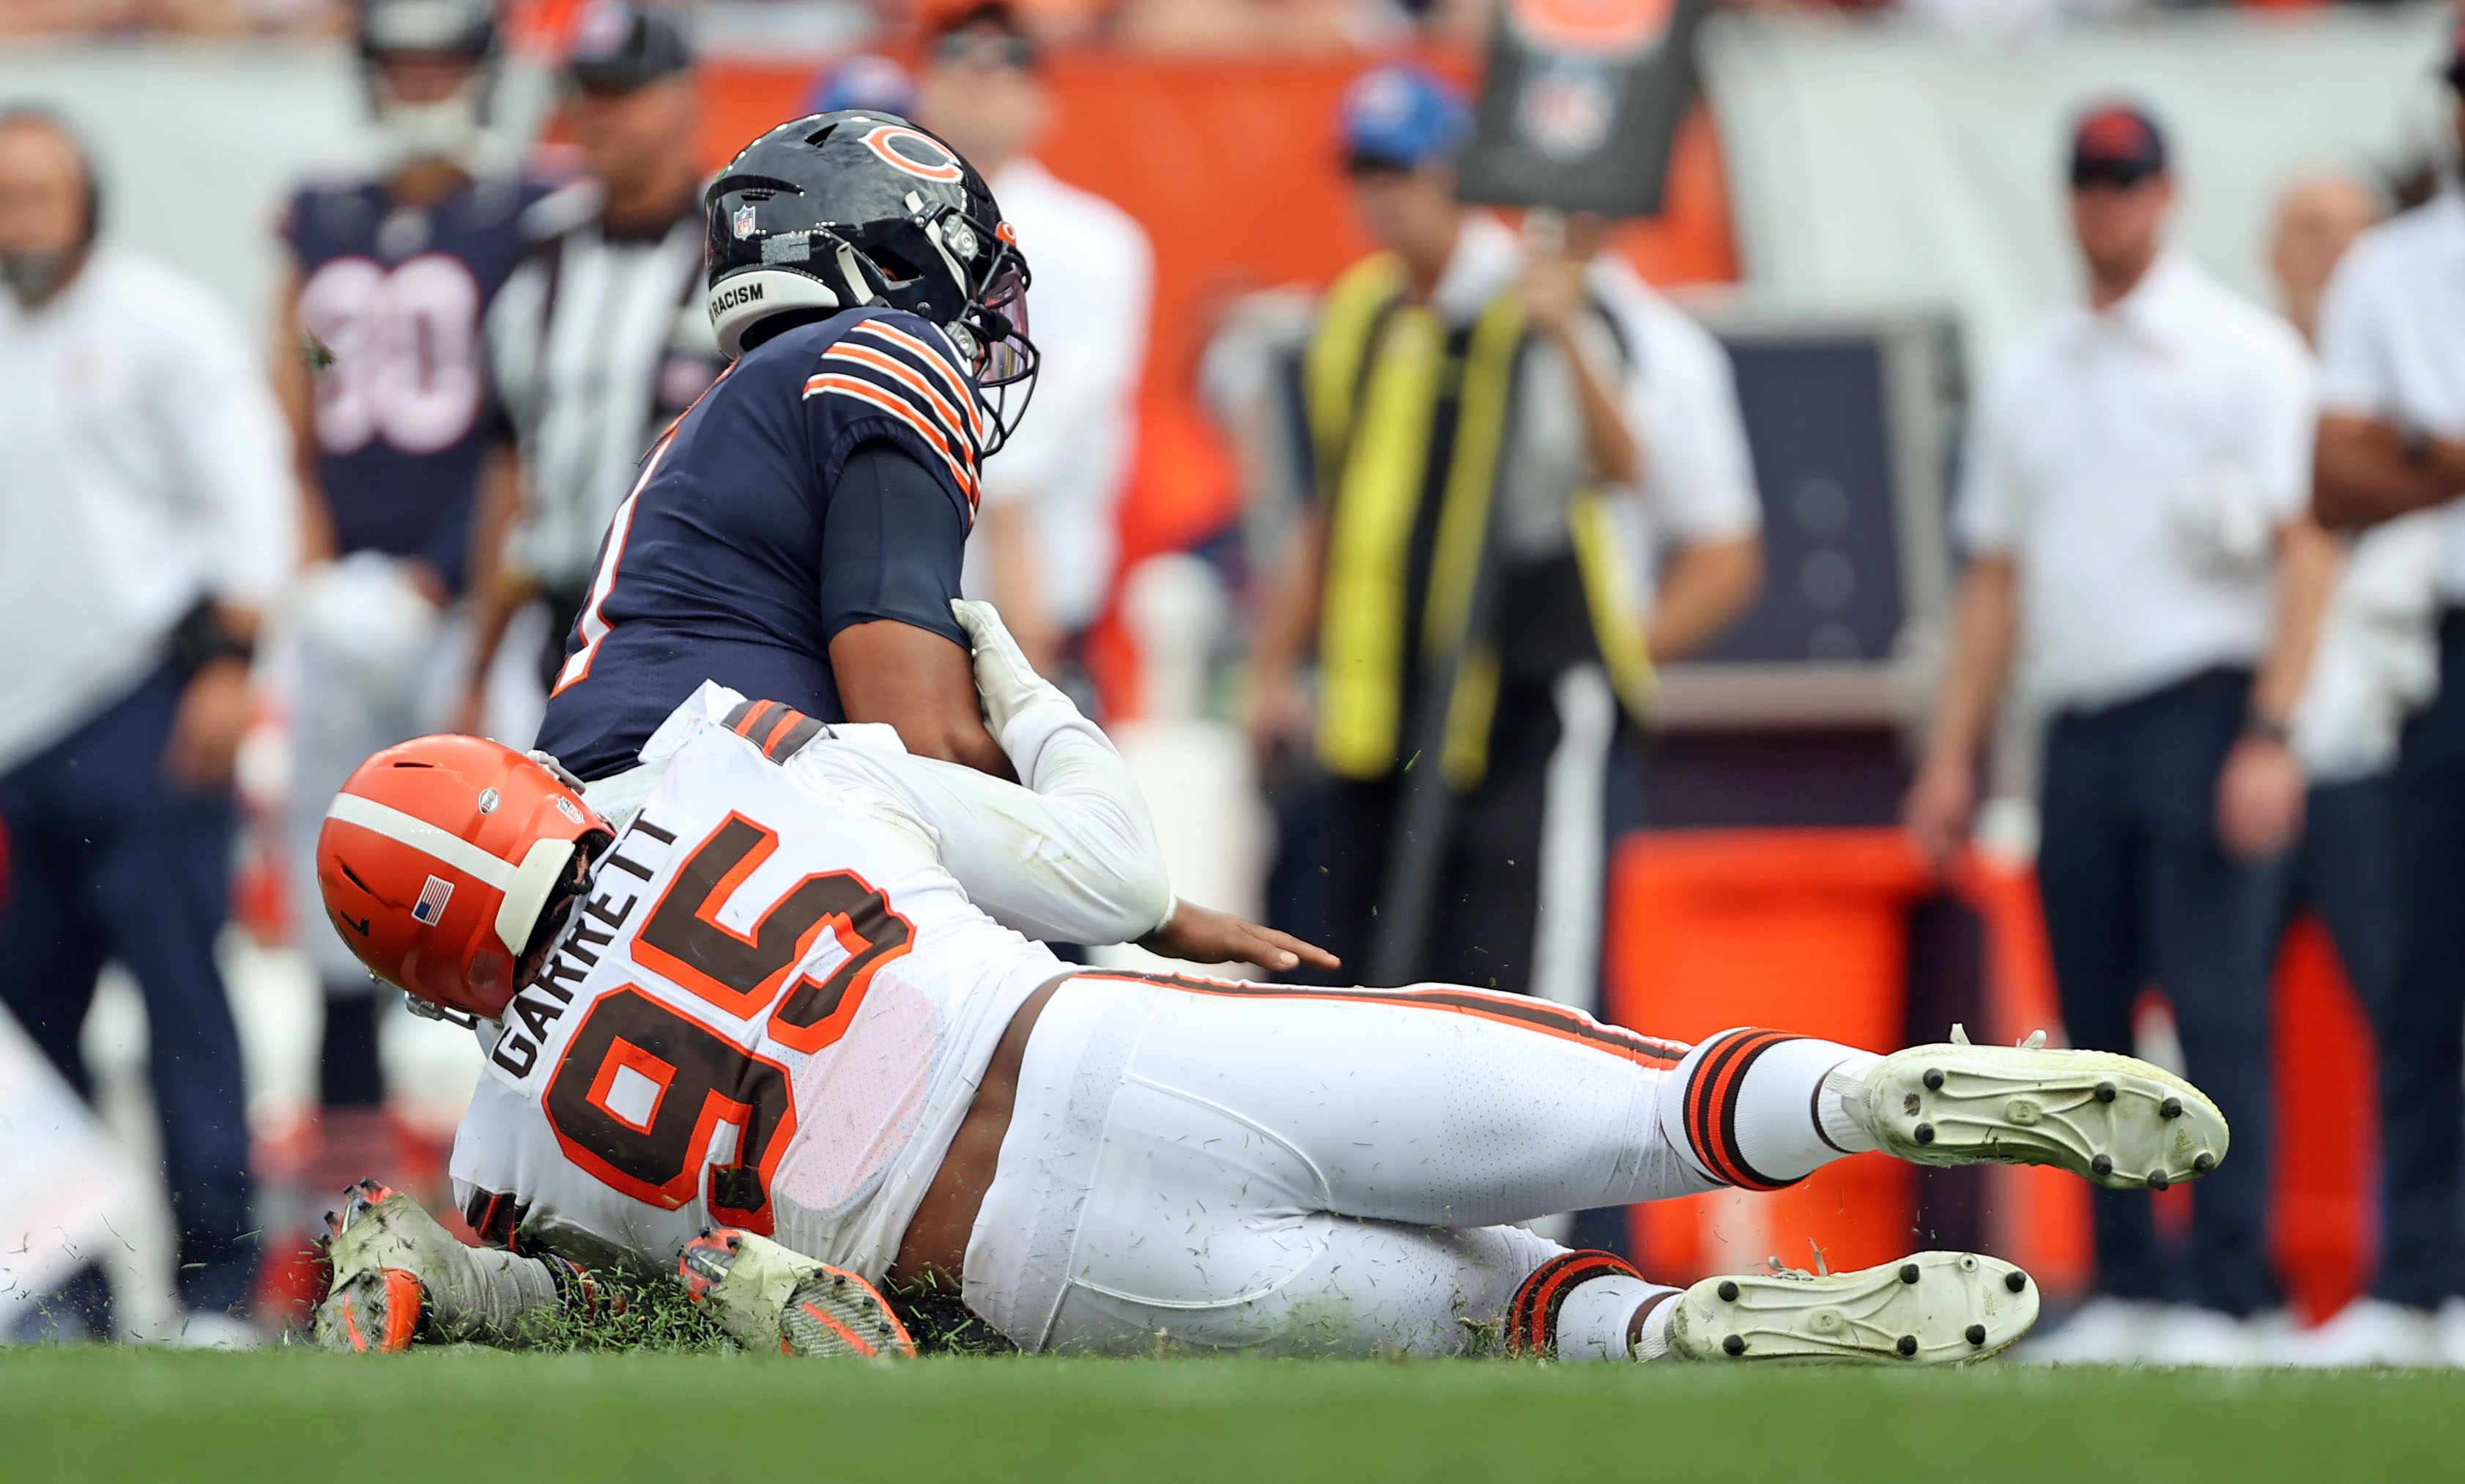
[0,108,297,1343]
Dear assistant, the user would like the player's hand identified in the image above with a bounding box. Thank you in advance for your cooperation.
[1141,899,1339,974]
[952,598,1072,741]
[2217,733,2305,861]
[1901,756,1976,874]
[163,657,251,793]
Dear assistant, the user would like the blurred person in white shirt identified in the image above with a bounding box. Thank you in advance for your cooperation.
[1902,103,2336,1365]
[2253,167,2452,1368]
[0,108,297,1343]
[918,2,1154,689]
[2307,23,2465,1367]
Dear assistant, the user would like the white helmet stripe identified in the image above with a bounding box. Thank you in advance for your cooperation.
[325,792,518,891]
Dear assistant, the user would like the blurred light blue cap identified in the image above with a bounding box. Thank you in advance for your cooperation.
[804,53,918,118]
[1338,64,1467,171]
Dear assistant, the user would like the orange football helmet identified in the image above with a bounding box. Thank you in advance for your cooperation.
[316,735,612,1020]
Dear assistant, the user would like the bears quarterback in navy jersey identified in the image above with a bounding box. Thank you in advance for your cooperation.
[530,108,1320,967]
[533,109,1035,782]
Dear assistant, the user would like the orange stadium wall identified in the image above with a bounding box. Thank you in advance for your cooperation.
[1604,831,2379,1320]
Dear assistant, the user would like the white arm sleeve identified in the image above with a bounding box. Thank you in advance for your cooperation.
[631,678,1174,947]
[831,703,1174,948]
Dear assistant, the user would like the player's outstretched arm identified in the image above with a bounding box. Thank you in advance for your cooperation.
[947,600,1338,971]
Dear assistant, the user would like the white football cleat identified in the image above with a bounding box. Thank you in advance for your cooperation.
[678,1228,916,1360]
[1668,1251,2039,1364]
[313,1178,566,1351]
[319,1268,429,1354]
[1848,1026,2228,1191]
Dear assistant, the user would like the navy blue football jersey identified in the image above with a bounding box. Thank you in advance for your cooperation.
[533,308,987,781]
[286,171,553,593]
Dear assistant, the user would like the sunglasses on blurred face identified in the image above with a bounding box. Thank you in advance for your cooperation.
[930,31,1036,73]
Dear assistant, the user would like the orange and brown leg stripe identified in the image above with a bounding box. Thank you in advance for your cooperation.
[1505,1250,1646,1358]
[721,699,831,764]
[1681,1028,1805,1193]
[1067,969,1689,1069]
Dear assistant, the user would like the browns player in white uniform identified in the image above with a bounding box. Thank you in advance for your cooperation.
[310,605,2231,1364]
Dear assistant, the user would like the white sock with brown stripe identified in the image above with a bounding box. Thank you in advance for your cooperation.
[1552,1273,1680,1361]
[1734,1037,1882,1183]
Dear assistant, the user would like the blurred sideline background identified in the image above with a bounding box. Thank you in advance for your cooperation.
[0,0,2450,1341]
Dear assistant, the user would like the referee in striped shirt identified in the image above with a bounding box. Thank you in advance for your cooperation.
[458,0,724,732]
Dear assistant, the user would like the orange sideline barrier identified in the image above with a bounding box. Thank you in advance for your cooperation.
[1606,828,2379,1318]
[1604,829,1927,1283]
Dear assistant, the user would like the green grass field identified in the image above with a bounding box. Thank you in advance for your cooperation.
[6,1349,2462,1482]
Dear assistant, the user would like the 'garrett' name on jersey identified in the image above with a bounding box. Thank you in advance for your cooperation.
[453,709,1061,1280]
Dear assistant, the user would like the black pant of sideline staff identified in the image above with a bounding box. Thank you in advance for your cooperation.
[0,661,257,1329]
[2379,612,2465,1310]
[1300,666,1615,998]
[2036,667,2281,1318]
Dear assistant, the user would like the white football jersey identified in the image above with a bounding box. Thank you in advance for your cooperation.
[450,703,1088,1281]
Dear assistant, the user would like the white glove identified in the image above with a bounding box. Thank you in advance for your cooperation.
[952,598,1075,744]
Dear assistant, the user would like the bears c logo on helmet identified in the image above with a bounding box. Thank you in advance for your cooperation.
[859,125,965,184]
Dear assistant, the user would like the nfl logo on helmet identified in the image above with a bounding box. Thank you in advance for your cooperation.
[733,203,758,240]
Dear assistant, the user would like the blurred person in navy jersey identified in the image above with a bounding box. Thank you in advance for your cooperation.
[270,0,557,1195]
[1904,104,2335,1365]
[2308,24,2465,1367]
[0,108,297,1343]
[459,0,723,730]
[917,2,1153,692]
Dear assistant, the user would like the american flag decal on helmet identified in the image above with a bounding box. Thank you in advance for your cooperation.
[412,875,455,926]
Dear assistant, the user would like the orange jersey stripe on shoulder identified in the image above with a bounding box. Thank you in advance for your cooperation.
[801,374,980,508]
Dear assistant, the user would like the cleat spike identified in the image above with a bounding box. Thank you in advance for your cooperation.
[2161,1097,2183,1118]
[1922,1068,1944,1091]
[1899,1264,1921,1285]
[2004,1271,2028,1293]
[2091,1154,2113,1177]
[2192,1152,2216,1176]
[1722,1335,1746,1357]
[1896,1335,1918,1357]
[1717,1280,1739,1302]
[1966,1324,1987,1346]
[2147,1171,2171,1192]
[2094,1082,2116,1103]
[1913,1123,1935,1145]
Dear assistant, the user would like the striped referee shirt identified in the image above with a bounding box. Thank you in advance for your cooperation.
[488,182,725,602]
